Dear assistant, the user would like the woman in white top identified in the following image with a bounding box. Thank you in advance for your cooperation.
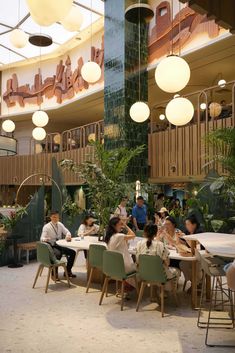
[136,223,179,281]
[77,215,99,237]
[113,197,128,220]
[104,216,136,275]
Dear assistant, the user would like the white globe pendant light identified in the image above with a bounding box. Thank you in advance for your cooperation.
[81,61,101,83]
[166,96,194,126]
[130,102,150,123]
[159,114,165,120]
[26,0,73,26]
[2,119,15,133]
[9,29,28,48]
[32,127,46,141]
[155,55,190,93]
[61,5,83,32]
[32,110,49,127]
[200,103,207,110]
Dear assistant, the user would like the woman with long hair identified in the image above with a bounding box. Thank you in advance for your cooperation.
[104,217,136,274]
[136,223,180,285]
[77,215,99,237]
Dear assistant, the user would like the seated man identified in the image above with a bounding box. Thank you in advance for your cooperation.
[40,211,76,278]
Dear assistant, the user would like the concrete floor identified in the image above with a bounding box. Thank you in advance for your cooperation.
[0,254,234,353]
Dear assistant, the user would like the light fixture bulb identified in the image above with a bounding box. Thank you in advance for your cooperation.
[159,114,165,120]
[2,119,15,133]
[200,103,207,110]
[155,55,191,93]
[9,29,28,48]
[166,97,194,126]
[218,79,226,88]
[32,110,49,127]
[130,101,150,123]
[81,62,101,83]
[61,5,83,31]
[32,127,46,141]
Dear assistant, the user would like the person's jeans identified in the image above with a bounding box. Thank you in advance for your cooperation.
[52,244,76,273]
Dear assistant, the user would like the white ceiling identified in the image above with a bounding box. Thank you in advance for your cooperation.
[0,0,104,65]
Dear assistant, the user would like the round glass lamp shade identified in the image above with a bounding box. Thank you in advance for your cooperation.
[209,102,222,118]
[2,119,15,133]
[61,5,83,31]
[166,97,194,126]
[32,110,49,127]
[9,29,28,48]
[159,114,165,120]
[200,103,207,110]
[26,0,73,26]
[81,62,101,83]
[155,55,191,93]
[32,127,46,141]
[35,143,43,154]
[53,134,61,144]
[130,101,150,123]
[88,133,96,142]
[218,79,226,88]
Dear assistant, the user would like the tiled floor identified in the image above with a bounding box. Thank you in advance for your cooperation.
[0,254,234,353]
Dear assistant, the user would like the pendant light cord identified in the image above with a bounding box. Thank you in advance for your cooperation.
[90,0,92,60]
[17,0,20,26]
[171,0,174,55]
[178,0,181,56]
[138,0,141,101]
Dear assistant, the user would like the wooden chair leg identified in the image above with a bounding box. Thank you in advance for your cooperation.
[161,284,164,317]
[172,280,178,306]
[120,281,125,311]
[86,267,94,293]
[136,282,146,312]
[99,277,108,306]
[63,265,70,287]
[105,278,110,297]
[134,276,139,295]
[51,266,57,283]
[39,266,44,276]
[45,267,51,293]
[32,264,42,288]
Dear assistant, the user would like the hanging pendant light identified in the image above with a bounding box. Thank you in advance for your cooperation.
[9,1,28,48]
[165,96,194,126]
[2,119,15,133]
[81,0,101,84]
[155,0,191,93]
[9,29,28,49]
[32,127,46,141]
[26,0,73,26]
[130,1,150,123]
[61,5,83,32]
[32,110,49,127]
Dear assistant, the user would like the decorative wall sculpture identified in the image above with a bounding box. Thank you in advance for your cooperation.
[3,39,104,108]
[148,1,223,63]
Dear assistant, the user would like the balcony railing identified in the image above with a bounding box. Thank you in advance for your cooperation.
[0,80,234,185]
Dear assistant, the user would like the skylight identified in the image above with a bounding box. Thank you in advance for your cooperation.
[0,0,104,65]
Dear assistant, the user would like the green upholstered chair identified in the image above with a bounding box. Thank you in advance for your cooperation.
[99,250,138,311]
[32,242,70,293]
[136,230,144,238]
[86,244,106,293]
[136,254,177,317]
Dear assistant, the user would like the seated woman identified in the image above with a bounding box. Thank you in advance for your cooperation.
[136,223,180,285]
[157,216,186,269]
[180,215,203,290]
[104,217,136,290]
[77,215,99,237]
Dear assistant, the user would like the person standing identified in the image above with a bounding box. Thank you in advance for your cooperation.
[114,197,128,221]
[40,211,76,278]
[132,196,148,231]
[155,193,165,212]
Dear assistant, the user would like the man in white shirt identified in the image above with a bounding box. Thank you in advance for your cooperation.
[40,211,76,278]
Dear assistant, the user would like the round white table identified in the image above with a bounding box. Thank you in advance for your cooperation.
[56,236,197,308]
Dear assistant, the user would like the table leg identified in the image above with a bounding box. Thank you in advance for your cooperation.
[206,274,211,300]
[191,260,197,309]
[191,240,198,309]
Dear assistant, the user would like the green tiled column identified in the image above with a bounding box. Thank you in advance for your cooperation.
[104,0,149,182]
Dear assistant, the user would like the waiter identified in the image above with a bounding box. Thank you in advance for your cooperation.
[40,210,76,278]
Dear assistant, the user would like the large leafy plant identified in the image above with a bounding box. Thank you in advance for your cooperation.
[60,141,145,233]
[0,207,27,232]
